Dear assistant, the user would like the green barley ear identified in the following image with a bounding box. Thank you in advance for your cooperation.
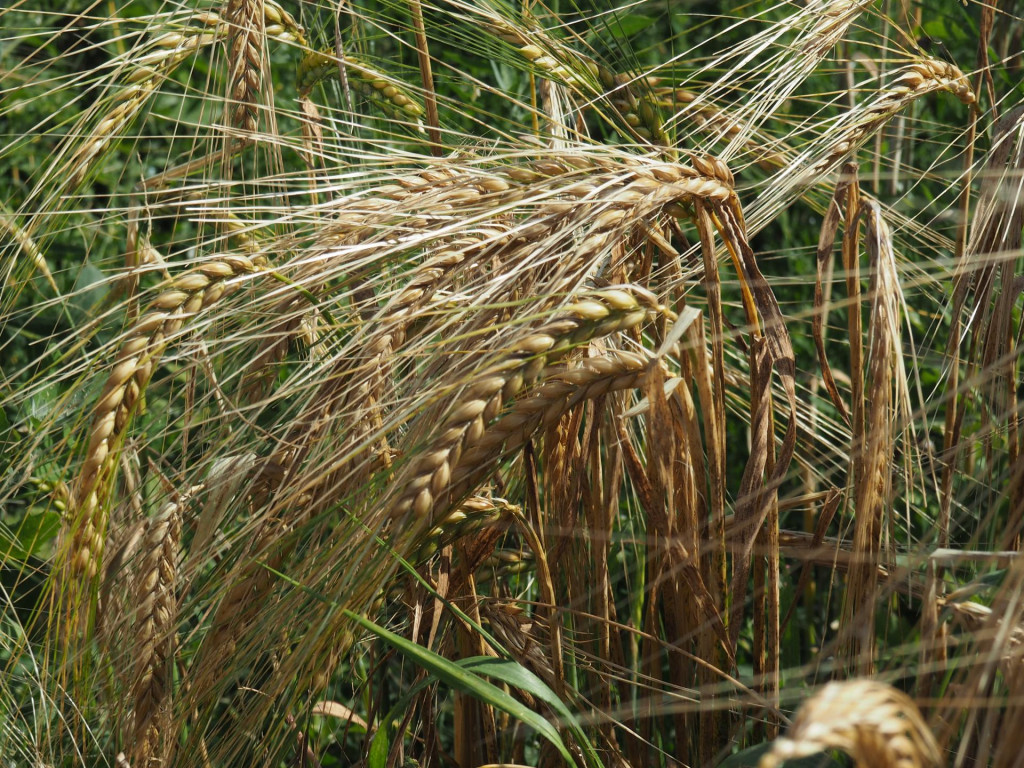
[481,12,666,144]
[297,48,425,118]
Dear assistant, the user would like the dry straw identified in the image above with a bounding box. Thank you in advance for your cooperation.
[842,201,910,674]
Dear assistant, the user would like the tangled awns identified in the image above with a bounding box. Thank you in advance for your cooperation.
[2,0,1024,766]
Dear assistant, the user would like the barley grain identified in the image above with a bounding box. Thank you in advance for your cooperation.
[807,58,975,180]
[224,0,265,136]
[387,292,656,530]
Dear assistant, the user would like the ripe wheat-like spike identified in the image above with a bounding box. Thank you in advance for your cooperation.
[0,207,58,293]
[128,501,181,768]
[187,516,290,706]
[631,86,785,166]
[481,15,665,143]
[797,0,876,59]
[65,28,217,191]
[387,291,655,529]
[741,55,977,238]
[311,152,735,255]
[395,350,651,540]
[264,151,733,463]
[414,496,515,561]
[807,57,975,179]
[445,350,653,512]
[759,680,941,768]
[239,152,737,535]
[297,48,425,117]
[61,5,303,192]
[68,254,266,581]
[251,228,513,509]
[225,0,266,136]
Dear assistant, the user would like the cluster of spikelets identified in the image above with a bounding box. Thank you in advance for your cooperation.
[5,0,1024,766]
[760,681,941,768]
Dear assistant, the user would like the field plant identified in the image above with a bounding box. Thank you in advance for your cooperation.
[2,0,1024,765]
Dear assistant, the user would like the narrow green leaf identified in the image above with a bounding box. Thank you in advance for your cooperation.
[367,720,390,768]
[345,610,579,767]
[458,657,601,768]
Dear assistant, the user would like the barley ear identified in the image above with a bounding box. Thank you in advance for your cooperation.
[65,253,264,606]
[127,502,181,768]
[225,0,266,137]
[760,680,941,768]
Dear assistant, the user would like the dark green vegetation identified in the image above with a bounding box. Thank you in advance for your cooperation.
[2,0,1024,766]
